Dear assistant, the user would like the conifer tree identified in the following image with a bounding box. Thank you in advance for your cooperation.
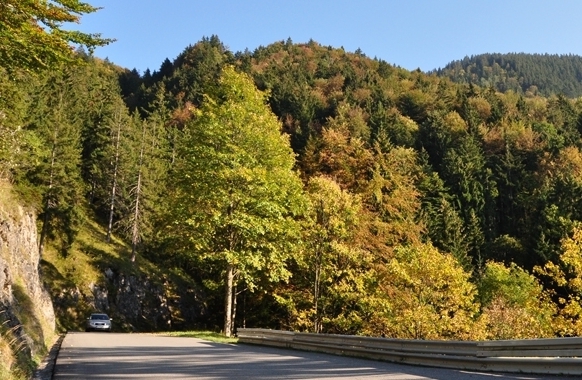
[113,83,172,261]
[0,69,29,179]
[25,70,86,256]
[75,59,130,211]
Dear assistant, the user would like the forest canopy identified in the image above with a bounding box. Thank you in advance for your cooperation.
[434,53,582,98]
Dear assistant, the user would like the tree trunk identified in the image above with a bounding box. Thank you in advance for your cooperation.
[39,129,58,257]
[106,112,122,243]
[38,203,50,257]
[314,261,321,334]
[130,123,145,263]
[224,263,234,337]
[231,283,237,336]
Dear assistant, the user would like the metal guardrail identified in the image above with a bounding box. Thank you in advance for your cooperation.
[237,328,582,376]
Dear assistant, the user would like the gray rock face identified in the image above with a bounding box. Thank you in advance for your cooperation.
[0,205,56,359]
[51,265,207,332]
[104,270,206,331]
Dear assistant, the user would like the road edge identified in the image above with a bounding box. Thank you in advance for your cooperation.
[32,333,65,380]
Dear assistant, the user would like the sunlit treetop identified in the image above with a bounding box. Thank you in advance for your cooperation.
[0,0,114,75]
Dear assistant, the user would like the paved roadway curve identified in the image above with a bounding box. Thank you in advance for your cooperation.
[53,332,574,380]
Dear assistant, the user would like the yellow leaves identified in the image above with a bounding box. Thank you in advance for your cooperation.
[479,261,555,339]
[315,122,374,191]
[537,225,582,291]
[483,120,544,158]
[398,114,419,135]
[544,146,582,185]
[552,297,582,337]
[312,74,345,107]
[506,121,541,151]
[559,226,582,292]
[468,97,492,121]
[286,175,375,333]
[532,225,582,335]
[437,110,467,139]
[377,243,480,340]
[481,297,552,340]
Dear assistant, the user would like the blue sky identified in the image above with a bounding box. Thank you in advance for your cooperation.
[76,0,582,74]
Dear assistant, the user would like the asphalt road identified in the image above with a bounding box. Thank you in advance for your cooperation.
[53,332,574,379]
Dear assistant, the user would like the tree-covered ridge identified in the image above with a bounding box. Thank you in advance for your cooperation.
[6,34,582,342]
[122,38,582,337]
[433,53,582,98]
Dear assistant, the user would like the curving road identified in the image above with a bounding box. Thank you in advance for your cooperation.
[53,332,573,379]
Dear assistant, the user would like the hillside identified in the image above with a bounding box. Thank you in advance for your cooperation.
[4,34,582,378]
[0,179,209,378]
[433,53,582,97]
[65,38,582,338]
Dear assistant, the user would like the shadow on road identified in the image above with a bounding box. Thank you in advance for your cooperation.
[53,333,576,380]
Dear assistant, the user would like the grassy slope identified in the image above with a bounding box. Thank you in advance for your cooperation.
[40,215,134,332]
[40,209,203,333]
[158,330,238,344]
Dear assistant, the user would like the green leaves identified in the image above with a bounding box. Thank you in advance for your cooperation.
[169,66,306,335]
[0,0,113,75]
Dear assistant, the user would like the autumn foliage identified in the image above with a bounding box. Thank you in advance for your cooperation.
[6,33,582,340]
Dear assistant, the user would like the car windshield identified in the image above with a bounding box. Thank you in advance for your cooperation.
[91,314,109,320]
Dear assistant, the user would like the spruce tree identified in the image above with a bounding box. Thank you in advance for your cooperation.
[25,70,85,256]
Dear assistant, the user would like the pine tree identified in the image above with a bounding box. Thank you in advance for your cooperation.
[106,100,131,243]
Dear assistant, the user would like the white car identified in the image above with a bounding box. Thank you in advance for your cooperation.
[85,313,112,332]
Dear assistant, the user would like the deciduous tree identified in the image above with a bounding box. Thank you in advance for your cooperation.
[170,67,305,337]
[379,243,480,340]
[0,0,112,75]
[292,176,371,333]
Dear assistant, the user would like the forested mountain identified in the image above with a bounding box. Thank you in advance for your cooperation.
[434,53,582,98]
[6,33,582,349]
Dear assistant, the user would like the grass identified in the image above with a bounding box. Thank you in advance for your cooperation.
[41,215,138,332]
[11,281,56,359]
[0,335,16,380]
[158,330,239,344]
[0,180,19,215]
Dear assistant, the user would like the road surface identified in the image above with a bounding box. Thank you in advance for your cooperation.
[53,332,574,379]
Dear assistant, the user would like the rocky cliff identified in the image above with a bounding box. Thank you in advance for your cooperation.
[50,266,207,332]
[0,202,56,377]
